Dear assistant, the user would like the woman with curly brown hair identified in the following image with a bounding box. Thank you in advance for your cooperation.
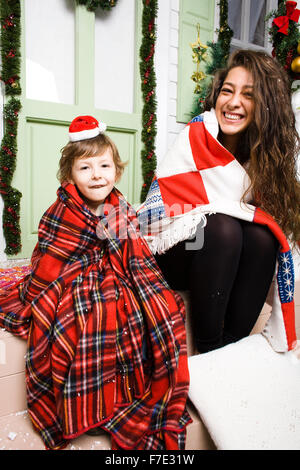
[206,50,300,242]
[139,49,300,354]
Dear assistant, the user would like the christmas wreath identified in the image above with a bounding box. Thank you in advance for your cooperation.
[77,0,118,12]
[0,0,22,255]
[266,0,300,83]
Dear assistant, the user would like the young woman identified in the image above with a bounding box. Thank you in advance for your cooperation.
[139,49,300,354]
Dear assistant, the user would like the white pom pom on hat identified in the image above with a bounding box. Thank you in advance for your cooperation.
[69,115,107,142]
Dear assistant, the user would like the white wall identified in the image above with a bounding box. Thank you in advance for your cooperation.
[156,0,185,164]
[0,80,6,261]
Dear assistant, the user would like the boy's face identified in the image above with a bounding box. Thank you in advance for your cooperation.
[70,147,117,215]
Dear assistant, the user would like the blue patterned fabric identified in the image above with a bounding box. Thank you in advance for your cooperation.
[189,114,204,124]
[139,178,166,229]
[277,250,295,304]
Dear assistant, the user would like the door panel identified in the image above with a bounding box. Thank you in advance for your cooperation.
[13,0,142,258]
[26,121,68,233]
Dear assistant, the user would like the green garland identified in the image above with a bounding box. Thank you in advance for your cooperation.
[77,0,118,12]
[206,0,233,74]
[0,0,22,255]
[140,0,157,202]
[192,0,233,117]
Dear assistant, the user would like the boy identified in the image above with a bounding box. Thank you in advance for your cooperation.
[0,116,191,450]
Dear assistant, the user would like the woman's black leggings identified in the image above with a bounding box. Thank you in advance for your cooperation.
[155,213,279,353]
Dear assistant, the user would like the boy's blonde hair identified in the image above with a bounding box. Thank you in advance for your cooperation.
[57,133,126,183]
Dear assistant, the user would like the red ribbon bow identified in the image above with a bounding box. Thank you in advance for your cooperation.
[273,1,300,35]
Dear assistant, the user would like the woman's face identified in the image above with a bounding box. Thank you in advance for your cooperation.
[215,66,254,151]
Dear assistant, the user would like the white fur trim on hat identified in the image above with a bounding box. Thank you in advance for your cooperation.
[69,115,107,142]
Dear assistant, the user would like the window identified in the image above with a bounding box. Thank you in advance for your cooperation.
[228,0,279,52]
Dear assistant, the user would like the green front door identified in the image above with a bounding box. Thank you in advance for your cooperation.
[13,0,142,258]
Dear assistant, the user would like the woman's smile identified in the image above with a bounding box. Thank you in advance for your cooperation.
[223,112,245,121]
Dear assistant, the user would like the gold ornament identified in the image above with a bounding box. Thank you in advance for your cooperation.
[190,24,208,58]
[190,24,207,94]
[191,70,206,83]
[291,56,300,73]
[297,42,300,55]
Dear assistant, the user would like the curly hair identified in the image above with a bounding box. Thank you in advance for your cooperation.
[204,49,300,243]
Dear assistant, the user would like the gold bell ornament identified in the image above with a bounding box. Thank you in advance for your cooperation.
[291,56,300,73]
[291,42,300,73]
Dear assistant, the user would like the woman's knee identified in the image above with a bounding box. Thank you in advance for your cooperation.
[203,213,243,257]
[242,223,279,259]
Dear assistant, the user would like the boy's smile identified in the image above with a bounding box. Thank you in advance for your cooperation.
[70,148,117,215]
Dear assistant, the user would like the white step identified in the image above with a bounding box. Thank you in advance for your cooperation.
[0,404,215,450]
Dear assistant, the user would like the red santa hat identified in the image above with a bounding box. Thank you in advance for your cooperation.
[69,115,107,142]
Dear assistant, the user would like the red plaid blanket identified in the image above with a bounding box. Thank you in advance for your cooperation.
[0,183,191,450]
